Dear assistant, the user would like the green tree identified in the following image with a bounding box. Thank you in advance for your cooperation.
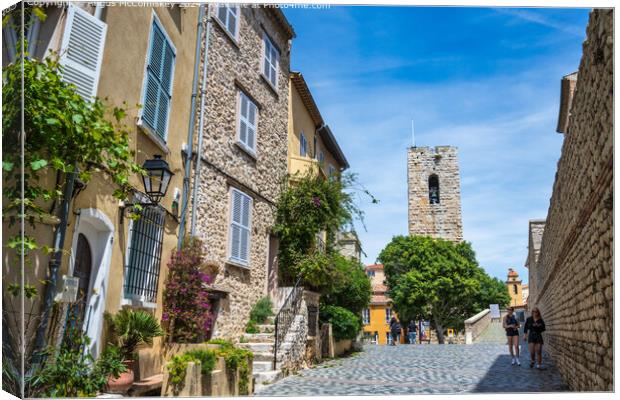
[378,235,510,344]
[321,254,371,314]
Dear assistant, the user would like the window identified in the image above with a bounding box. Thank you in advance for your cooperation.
[385,308,392,324]
[229,188,252,266]
[262,33,279,88]
[217,4,239,38]
[513,284,518,294]
[300,132,308,157]
[124,206,165,304]
[328,165,337,179]
[362,308,370,325]
[58,5,107,101]
[141,16,176,141]
[313,136,318,159]
[319,152,325,164]
[237,90,258,153]
[429,175,440,204]
[367,270,375,277]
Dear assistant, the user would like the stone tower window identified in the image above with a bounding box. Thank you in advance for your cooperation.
[513,284,518,294]
[428,175,440,204]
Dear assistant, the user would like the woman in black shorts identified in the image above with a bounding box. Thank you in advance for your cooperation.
[503,307,521,365]
[524,307,546,369]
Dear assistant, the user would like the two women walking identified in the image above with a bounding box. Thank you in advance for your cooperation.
[504,306,546,369]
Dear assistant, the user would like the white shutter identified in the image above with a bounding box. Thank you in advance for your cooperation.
[59,5,107,101]
[238,92,258,152]
[229,189,252,265]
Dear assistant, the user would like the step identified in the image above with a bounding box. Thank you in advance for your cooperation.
[245,333,275,343]
[252,361,274,373]
[257,324,275,333]
[252,351,275,362]
[128,374,163,396]
[237,342,274,352]
[253,370,281,385]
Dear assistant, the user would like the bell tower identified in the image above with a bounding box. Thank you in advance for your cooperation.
[407,146,463,242]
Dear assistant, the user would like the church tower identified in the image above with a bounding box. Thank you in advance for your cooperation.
[407,146,463,242]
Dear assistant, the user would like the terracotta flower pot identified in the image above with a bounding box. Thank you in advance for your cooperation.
[106,360,135,394]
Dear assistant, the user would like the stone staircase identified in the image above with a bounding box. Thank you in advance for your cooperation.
[237,316,282,392]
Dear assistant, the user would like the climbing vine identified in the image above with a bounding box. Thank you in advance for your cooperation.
[274,171,376,292]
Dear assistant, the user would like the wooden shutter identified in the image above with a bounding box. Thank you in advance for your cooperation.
[229,189,252,264]
[59,5,107,101]
[142,19,175,140]
[238,92,257,151]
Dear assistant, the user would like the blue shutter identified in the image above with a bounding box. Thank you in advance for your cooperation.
[142,19,175,141]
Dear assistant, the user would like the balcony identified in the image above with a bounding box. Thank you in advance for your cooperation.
[289,155,327,180]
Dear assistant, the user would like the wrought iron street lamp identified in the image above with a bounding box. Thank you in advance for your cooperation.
[142,155,174,204]
[120,155,174,223]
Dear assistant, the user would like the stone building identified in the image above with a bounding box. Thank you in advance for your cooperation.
[527,9,612,391]
[407,146,463,242]
[190,4,295,339]
[524,219,545,311]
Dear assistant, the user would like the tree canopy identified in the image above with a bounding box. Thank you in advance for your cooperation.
[378,235,510,343]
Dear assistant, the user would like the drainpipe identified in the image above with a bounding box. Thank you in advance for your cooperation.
[93,4,104,20]
[190,6,212,237]
[178,4,206,249]
[32,168,77,364]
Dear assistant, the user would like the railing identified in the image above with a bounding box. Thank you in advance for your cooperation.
[273,276,304,370]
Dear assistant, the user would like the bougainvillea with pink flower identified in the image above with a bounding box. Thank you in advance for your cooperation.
[162,237,215,343]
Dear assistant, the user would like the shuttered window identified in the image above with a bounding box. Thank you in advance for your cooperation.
[58,5,107,101]
[300,132,308,157]
[262,33,279,88]
[124,205,165,304]
[228,188,252,266]
[217,4,239,38]
[141,16,176,141]
[237,90,258,153]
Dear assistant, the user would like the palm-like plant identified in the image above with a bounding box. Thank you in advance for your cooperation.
[108,309,164,360]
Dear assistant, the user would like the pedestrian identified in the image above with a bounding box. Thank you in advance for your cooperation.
[389,316,401,346]
[407,320,417,344]
[503,307,521,366]
[523,307,546,369]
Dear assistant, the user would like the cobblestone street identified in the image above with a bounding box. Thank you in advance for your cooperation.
[257,343,568,396]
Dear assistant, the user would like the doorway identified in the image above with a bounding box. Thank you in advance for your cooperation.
[67,234,93,331]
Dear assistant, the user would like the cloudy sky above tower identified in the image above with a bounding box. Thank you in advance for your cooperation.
[283,6,591,282]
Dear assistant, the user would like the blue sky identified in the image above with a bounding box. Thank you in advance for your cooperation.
[283,6,591,282]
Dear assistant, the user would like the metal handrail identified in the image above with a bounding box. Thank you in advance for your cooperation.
[273,275,303,370]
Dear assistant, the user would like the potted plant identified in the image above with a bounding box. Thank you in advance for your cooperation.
[105,309,164,393]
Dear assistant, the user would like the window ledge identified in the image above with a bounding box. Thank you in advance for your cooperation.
[234,141,257,160]
[122,297,157,309]
[260,73,279,96]
[226,259,250,270]
[137,119,170,155]
[212,16,240,50]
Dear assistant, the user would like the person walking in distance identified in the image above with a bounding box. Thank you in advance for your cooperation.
[503,307,521,365]
[524,307,546,369]
[389,316,401,346]
[407,320,417,344]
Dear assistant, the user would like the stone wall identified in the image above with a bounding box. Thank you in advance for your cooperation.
[464,309,491,344]
[407,146,463,242]
[529,9,613,391]
[192,6,292,339]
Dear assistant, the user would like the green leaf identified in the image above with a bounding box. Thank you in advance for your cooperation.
[3,161,14,171]
[72,114,83,124]
[45,117,60,126]
[32,7,48,22]
[30,159,48,171]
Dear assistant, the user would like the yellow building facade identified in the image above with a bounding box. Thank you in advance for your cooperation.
[506,268,525,308]
[362,264,405,345]
[288,72,349,179]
